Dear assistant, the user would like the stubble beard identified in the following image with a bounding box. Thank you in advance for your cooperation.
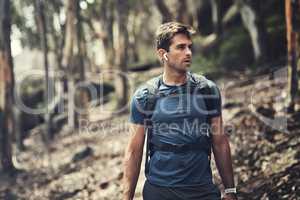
[169,62,190,74]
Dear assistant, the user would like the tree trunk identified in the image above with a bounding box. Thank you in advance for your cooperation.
[210,0,223,35]
[176,0,190,24]
[67,76,77,129]
[0,0,16,173]
[35,0,53,141]
[62,0,86,129]
[115,0,129,112]
[75,0,88,121]
[236,0,268,63]
[196,0,213,35]
[128,8,140,63]
[48,1,66,95]
[75,1,85,82]
[48,1,65,72]
[285,0,299,112]
[99,0,115,69]
[154,0,173,23]
[13,106,25,151]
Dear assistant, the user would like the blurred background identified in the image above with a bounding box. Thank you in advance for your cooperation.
[0,0,299,199]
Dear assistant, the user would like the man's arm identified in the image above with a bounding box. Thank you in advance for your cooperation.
[211,115,237,200]
[123,123,145,200]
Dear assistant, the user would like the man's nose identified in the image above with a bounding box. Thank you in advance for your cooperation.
[185,47,192,56]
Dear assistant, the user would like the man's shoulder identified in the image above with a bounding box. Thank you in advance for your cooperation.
[132,72,219,99]
[133,75,162,99]
[189,72,218,89]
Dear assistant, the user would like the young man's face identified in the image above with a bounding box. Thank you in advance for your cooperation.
[165,33,193,73]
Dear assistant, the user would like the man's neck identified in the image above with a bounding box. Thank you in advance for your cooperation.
[162,68,188,86]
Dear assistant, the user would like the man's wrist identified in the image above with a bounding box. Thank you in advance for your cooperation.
[223,187,237,200]
[224,187,237,195]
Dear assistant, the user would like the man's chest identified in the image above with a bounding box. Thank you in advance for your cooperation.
[151,93,209,123]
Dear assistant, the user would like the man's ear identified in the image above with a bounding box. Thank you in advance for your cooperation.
[157,49,167,62]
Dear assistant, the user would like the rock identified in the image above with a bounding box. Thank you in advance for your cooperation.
[72,146,94,162]
[117,172,123,180]
[223,102,243,109]
[99,181,110,189]
[256,106,275,118]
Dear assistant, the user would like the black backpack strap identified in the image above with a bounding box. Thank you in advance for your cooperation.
[188,72,216,160]
[143,75,162,175]
[150,136,211,154]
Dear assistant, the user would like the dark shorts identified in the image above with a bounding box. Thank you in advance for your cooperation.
[143,180,221,200]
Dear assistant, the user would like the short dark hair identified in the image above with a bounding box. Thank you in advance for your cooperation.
[155,22,195,51]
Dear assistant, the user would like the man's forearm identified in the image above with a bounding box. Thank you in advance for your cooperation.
[123,150,143,200]
[213,140,235,188]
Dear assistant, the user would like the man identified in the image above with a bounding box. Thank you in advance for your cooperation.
[123,22,237,200]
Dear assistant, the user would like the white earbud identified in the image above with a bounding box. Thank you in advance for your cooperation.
[163,53,168,61]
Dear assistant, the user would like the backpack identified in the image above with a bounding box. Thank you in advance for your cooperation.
[139,72,218,175]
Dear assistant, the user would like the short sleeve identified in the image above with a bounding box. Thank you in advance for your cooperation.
[206,81,222,118]
[129,91,147,125]
[129,97,145,124]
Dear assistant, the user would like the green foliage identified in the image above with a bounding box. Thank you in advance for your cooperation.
[190,53,218,75]
[217,27,253,69]
[11,0,65,50]
[8,0,288,82]
[266,16,286,63]
[267,15,285,34]
[191,27,253,75]
[19,77,44,96]
[192,0,286,74]
[135,44,157,64]
[11,0,40,49]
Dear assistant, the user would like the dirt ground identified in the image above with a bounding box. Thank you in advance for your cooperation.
[0,67,299,200]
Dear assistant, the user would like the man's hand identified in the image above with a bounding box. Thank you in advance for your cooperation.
[211,116,237,200]
[222,193,238,200]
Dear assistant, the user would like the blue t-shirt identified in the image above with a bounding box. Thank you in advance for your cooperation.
[129,73,222,187]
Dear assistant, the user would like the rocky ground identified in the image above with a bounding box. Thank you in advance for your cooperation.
[0,67,299,200]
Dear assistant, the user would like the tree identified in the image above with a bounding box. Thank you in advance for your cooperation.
[196,0,214,35]
[98,0,115,69]
[176,0,189,24]
[35,0,53,141]
[62,0,87,130]
[115,0,129,112]
[127,0,142,63]
[154,0,173,23]
[48,0,65,72]
[210,0,223,35]
[285,0,300,112]
[0,0,16,173]
[235,0,268,62]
